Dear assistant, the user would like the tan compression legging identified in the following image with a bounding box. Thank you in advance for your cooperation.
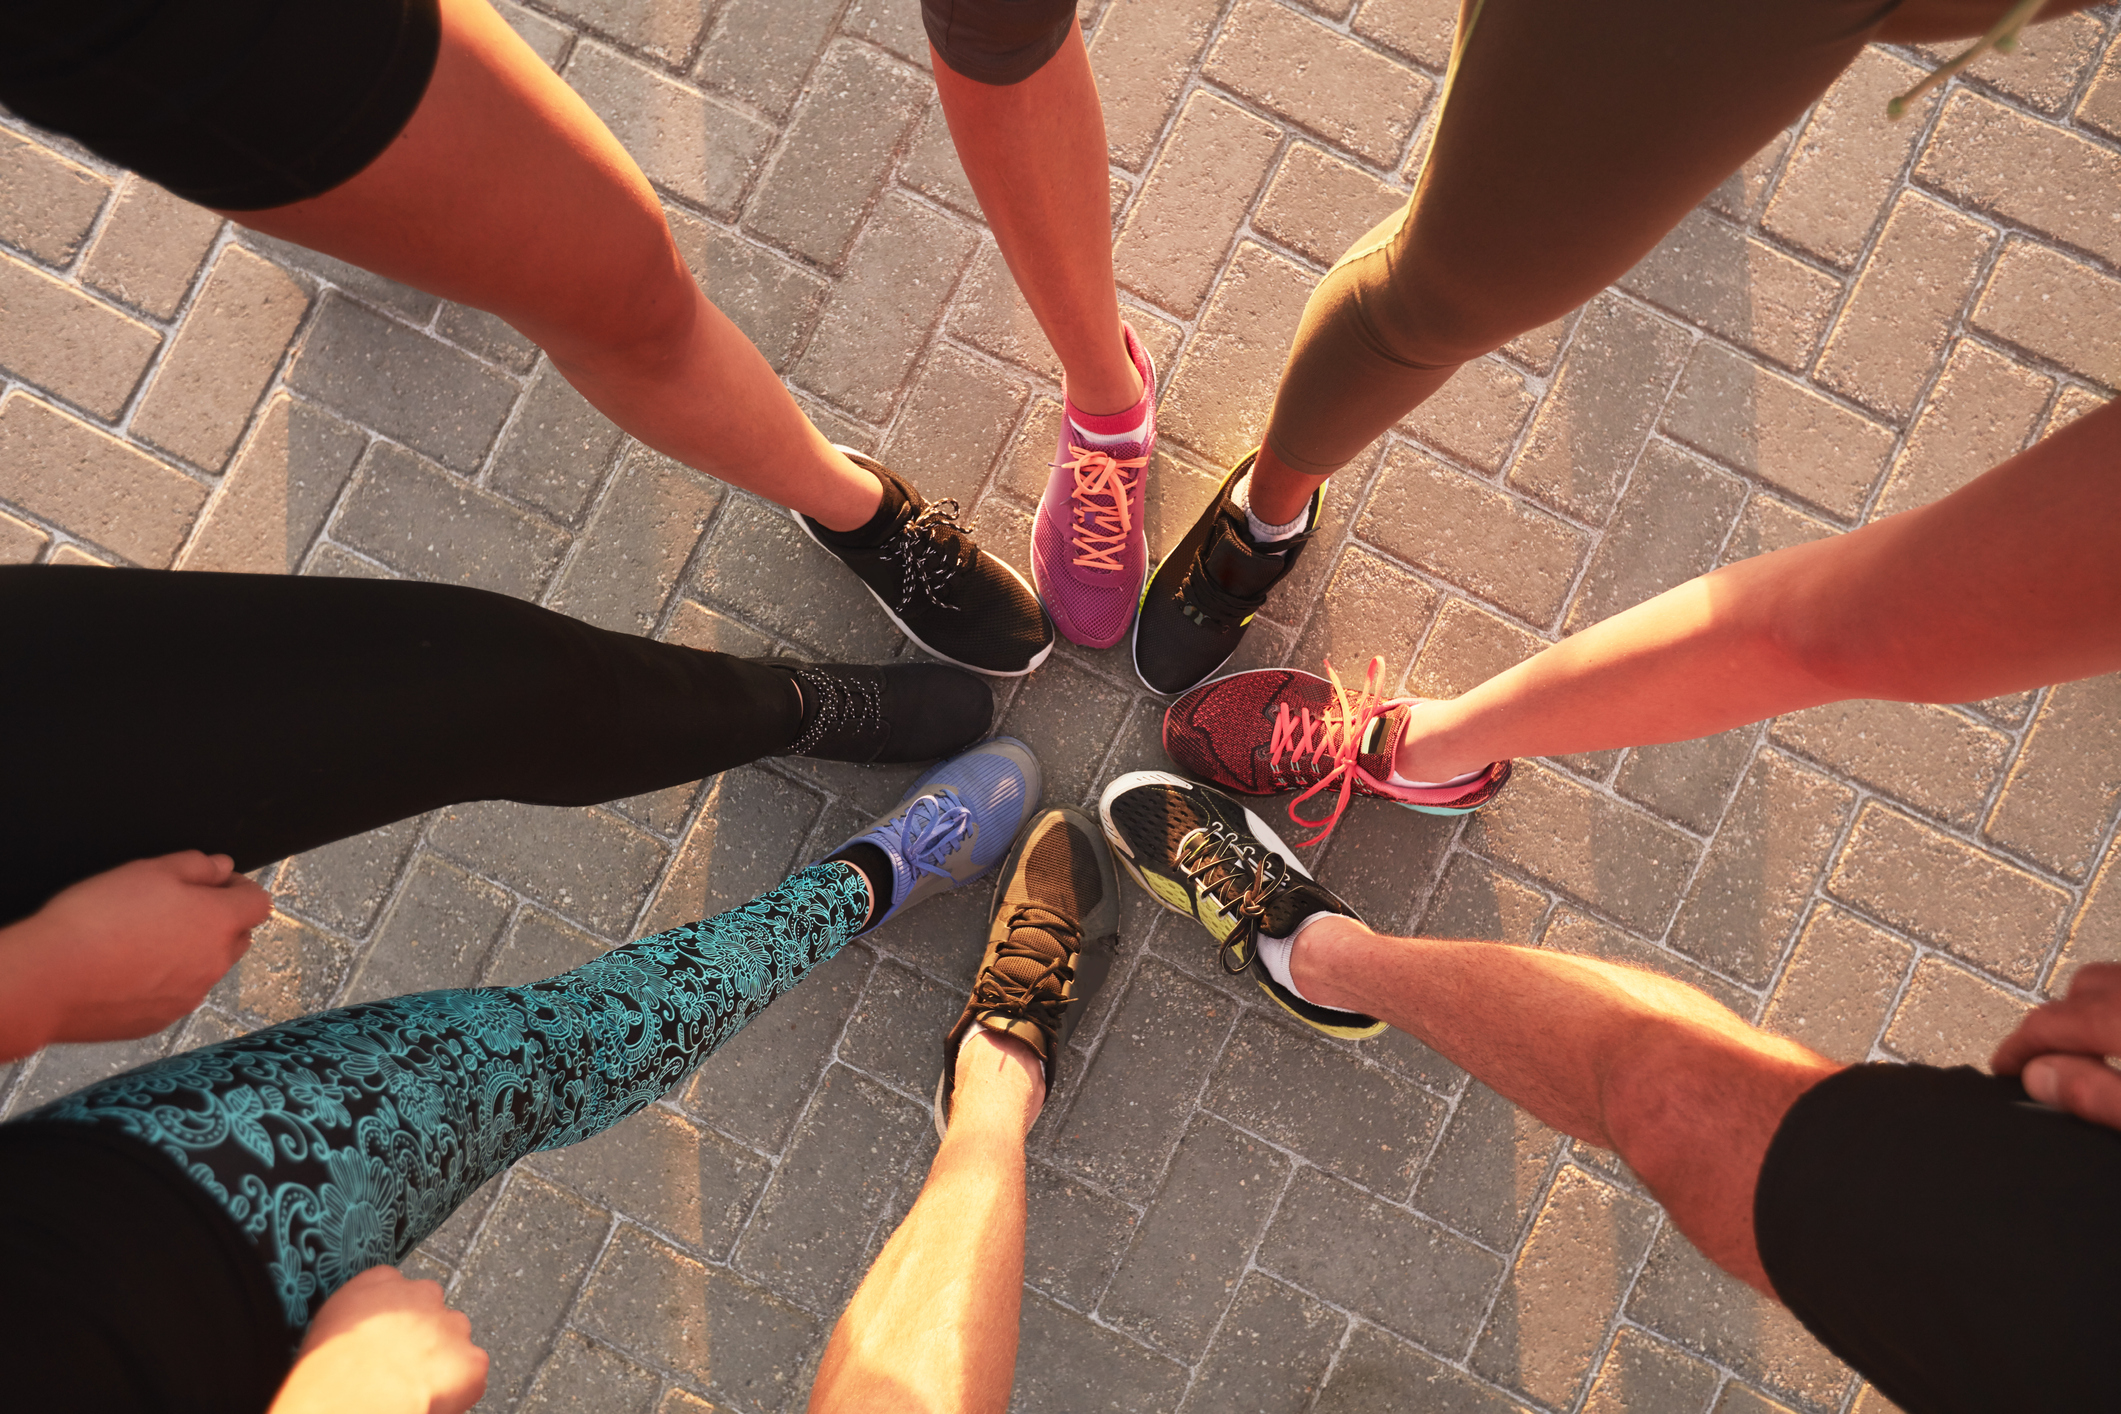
[1262,0,2102,478]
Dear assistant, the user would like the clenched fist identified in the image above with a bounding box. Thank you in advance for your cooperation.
[270,1266,490,1414]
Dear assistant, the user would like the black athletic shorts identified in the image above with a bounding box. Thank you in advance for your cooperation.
[923,0,1076,85]
[0,0,440,210]
[1755,1063,2121,1413]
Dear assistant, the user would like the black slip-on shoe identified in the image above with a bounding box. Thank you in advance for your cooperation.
[750,658,993,764]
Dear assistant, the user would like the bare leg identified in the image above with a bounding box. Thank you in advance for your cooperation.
[1290,915,1837,1292]
[229,0,881,530]
[808,1030,1043,1414]
[932,24,1142,416]
[1396,399,2121,780]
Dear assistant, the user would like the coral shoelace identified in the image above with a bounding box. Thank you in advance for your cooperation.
[1269,655,1406,847]
[1062,444,1148,572]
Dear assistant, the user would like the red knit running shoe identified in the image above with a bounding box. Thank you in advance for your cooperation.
[1160,656,1510,845]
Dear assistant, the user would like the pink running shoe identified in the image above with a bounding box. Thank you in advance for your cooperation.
[1032,324,1157,649]
[1161,655,1512,847]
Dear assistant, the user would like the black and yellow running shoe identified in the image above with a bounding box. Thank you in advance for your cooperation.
[1096,771,1383,1040]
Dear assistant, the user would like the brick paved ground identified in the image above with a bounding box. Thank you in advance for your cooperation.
[5,1,2120,1410]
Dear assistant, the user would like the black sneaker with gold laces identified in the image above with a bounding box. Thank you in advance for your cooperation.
[1097,770,1382,1039]
[797,449,1055,677]
[935,807,1120,1136]
[1130,450,1320,696]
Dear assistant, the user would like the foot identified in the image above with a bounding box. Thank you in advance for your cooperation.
[796,449,1056,677]
[1161,655,1512,845]
[821,737,1042,933]
[1131,450,1319,696]
[1098,771,1383,1039]
[1032,324,1157,650]
[751,659,994,764]
[935,807,1121,1135]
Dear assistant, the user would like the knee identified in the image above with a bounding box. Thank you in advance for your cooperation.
[1348,250,1553,371]
[526,214,702,373]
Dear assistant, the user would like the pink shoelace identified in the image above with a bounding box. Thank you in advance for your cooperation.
[1061,444,1149,573]
[1269,656,1406,846]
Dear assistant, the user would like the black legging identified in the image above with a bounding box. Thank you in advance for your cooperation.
[0,566,800,925]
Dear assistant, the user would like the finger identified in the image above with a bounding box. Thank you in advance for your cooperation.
[2021,1054,2121,1130]
[162,850,235,886]
[2067,962,2121,1000]
[1991,1000,2121,1073]
[215,874,275,929]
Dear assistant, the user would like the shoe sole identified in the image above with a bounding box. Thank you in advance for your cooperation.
[796,455,1056,679]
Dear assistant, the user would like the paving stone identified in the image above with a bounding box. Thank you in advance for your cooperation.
[899,100,981,220]
[273,815,421,938]
[0,509,49,563]
[996,657,1135,807]
[1613,727,1757,835]
[435,301,540,373]
[1178,1271,1342,1414]
[1315,1321,1529,1413]
[1870,339,2049,521]
[1501,311,1575,378]
[1022,1160,1141,1308]
[1507,295,1691,523]
[565,41,772,218]
[427,800,664,937]
[528,1105,769,1262]
[1352,0,1455,69]
[1761,904,1913,1064]
[1465,761,1699,937]
[838,0,930,68]
[1407,596,1546,700]
[793,191,978,421]
[1667,751,1853,987]
[2044,382,2110,433]
[1626,1224,1851,1411]
[78,176,222,319]
[549,446,721,634]
[1204,0,1432,167]
[876,344,1028,506]
[0,392,204,566]
[1309,788,1456,942]
[1618,209,1841,373]
[1472,1168,1659,1408]
[1255,144,1406,269]
[691,0,835,125]
[483,906,610,986]
[343,853,513,1004]
[1718,492,1836,565]
[1362,444,1586,627]
[1579,1326,1724,1414]
[1761,48,1936,270]
[1716,1386,1802,1414]
[543,0,709,65]
[287,296,519,472]
[1664,341,1895,521]
[1089,0,1229,169]
[1411,1078,1562,1253]
[1850,1388,1911,1414]
[659,1392,717,1414]
[132,245,310,470]
[519,1330,662,1414]
[0,127,110,265]
[495,0,572,65]
[1158,240,1319,467]
[1565,441,1745,633]
[1417,854,1548,944]
[1705,127,1796,227]
[1828,802,2070,988]
[1011,1290,1190,1414]
[5,1022,183,1117]
[1050,959,1234,1203]
[664,209,830,375]
[332,442,570,596]
[950,242,1062,382]
[1814,192,1994,422]
[416,1169,500,1262]
[179,393,368,573]
[1208,1013,1445,1195]
[692,497,902,658]
[237,230,438,323]
[1290,543,1439,690]
[1986,675,2121,880]
[735,1064,932,1309]
[2079,27,2121,139]
[1970,239,2121,389]
[1099,1116,1287,1357]
[1114,93,1283,320]
[1262,1165,1502,1354]
[579,1226,823,1414]
[1965,688,2040,730]
[837,956,961,1099]
[488,365,627,524]
[1881,955,2033,1070]
[1920,9,2104,114]
[452,1173,610,1411]
[1399,357,1538,476]
[0,252,162,420]
[210,909,350,1027]
[682,944,869,1155]
[745,42,930,266]
[1918,90,2121,270]
[1768,699,2011,828]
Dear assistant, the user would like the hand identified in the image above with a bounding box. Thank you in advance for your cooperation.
[1991,962,2121,1130]
[270,1267,489,1414]
[0,851,272,1060]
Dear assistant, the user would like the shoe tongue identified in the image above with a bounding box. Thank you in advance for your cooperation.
[1356,703,1411,775]
[1202,513,1290,600]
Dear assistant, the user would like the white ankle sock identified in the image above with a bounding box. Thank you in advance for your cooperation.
[1388,763,1486,790]
[1232,469,1307,544]
[1255,911,1335,1004]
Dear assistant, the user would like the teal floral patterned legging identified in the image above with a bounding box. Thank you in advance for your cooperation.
[21,863,869,1330]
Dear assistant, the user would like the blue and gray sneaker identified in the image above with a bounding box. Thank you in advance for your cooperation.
[828,737,1042,931]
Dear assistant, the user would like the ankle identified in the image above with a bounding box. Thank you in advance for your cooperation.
[950,1027,1046,1138]
[1246,446,1323,527]
[1064,332,1146,418]
[808,457,888,534]
[1287,913,1372,1014]
[1392,709,1485,784]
